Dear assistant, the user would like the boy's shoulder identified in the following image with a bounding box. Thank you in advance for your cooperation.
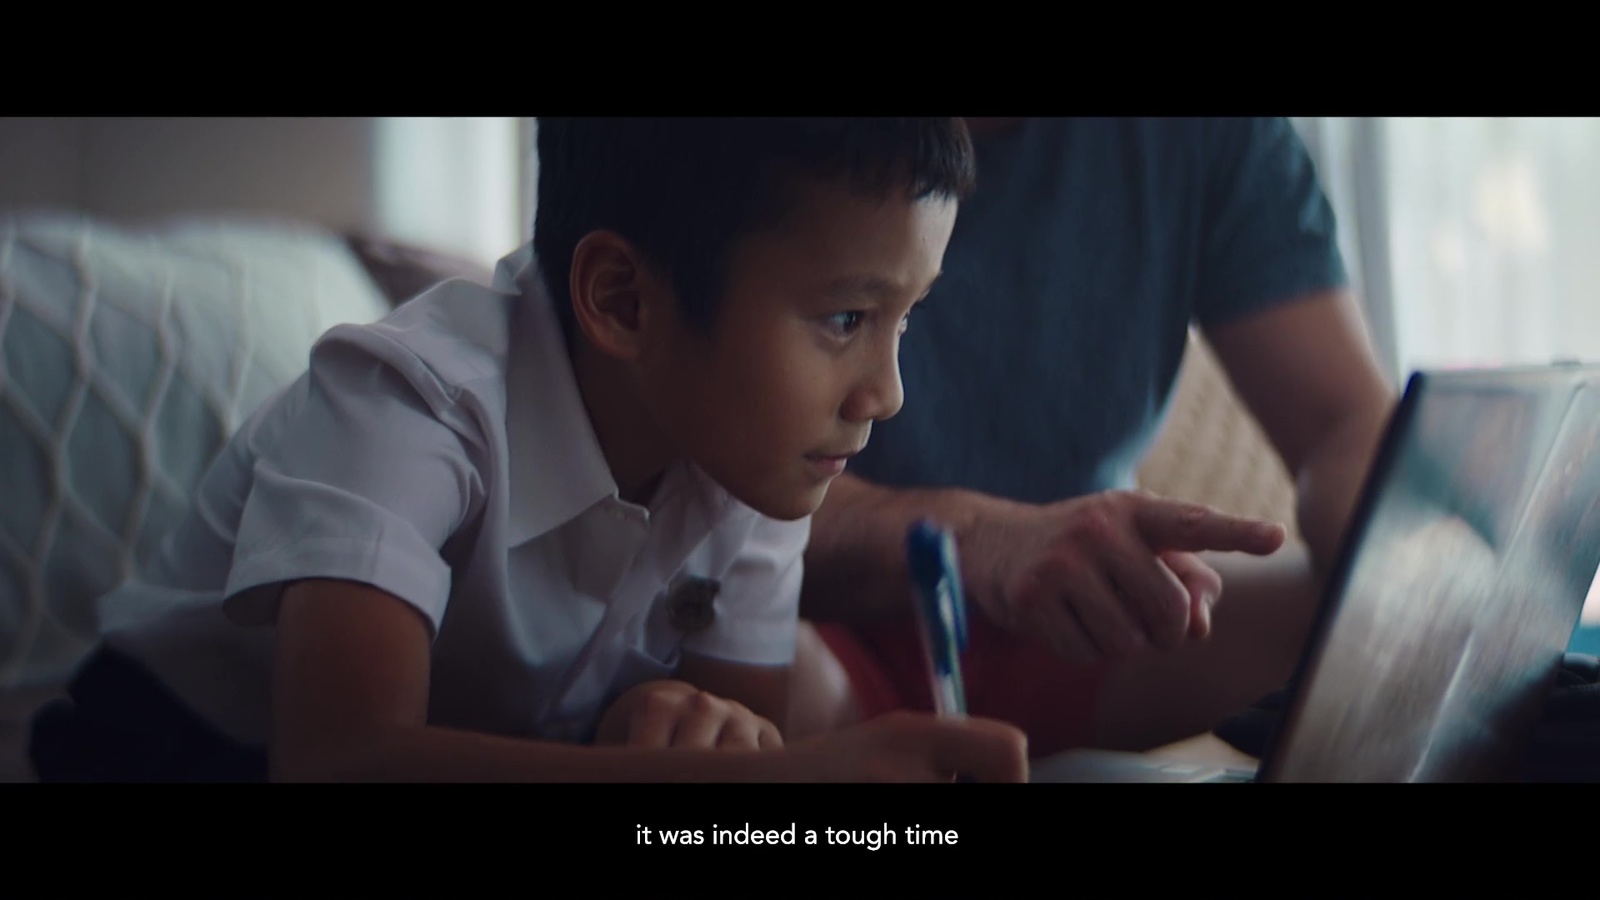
[321,276,518,394]
[308,245,562,430]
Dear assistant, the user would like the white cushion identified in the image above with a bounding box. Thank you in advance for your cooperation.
[0,213,392,688]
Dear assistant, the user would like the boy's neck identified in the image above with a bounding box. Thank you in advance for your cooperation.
[568,337,673,507]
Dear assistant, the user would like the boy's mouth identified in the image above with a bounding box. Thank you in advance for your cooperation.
[804,446,864,477]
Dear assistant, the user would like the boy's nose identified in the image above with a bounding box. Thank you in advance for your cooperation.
[842,345,904,423]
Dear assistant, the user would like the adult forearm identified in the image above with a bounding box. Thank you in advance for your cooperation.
[800,473,1022,624]
[1294,406,1391,578]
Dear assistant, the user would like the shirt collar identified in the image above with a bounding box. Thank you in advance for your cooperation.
[497,244,755,548]
[499,245,621,547]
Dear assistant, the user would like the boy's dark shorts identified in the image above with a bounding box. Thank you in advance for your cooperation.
[29,645,268,783]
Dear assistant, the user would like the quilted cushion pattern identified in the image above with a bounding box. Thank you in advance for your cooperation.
[0,214,391,688]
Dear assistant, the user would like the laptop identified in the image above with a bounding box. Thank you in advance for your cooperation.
[1031,363,1600,783]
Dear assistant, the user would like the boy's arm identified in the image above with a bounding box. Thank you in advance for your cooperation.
[269,578,774,782]
[269,578,1026,782]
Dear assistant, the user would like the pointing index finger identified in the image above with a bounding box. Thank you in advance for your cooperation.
[1133,498,1287,555]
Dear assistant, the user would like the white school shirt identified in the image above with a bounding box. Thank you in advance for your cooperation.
[98,243,809,746]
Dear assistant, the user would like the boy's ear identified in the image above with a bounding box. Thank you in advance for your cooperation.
[568,230,671,361]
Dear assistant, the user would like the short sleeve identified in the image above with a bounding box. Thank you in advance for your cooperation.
[681,514,810,666]
[1194,117,1350,327]
[221,331,482,634]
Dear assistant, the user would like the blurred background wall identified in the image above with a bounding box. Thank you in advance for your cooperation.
[0,116,530,270]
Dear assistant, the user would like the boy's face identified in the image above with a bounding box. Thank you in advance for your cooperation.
[643,180,957,521]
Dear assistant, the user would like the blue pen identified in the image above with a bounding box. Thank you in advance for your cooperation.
[906,519,969,718]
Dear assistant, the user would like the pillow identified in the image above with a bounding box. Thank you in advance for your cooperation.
[344,233,494,308]
[0,213,393,688]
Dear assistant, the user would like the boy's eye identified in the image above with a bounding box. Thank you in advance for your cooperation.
[825,311,865,336]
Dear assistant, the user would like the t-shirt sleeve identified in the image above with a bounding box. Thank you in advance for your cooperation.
[1193,116,1351,327]
[680,514,810,666]
[221,329,482,635]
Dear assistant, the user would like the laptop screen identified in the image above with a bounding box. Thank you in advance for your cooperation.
[1261,367,1600,782]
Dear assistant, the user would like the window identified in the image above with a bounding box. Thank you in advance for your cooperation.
[374,117,524,269]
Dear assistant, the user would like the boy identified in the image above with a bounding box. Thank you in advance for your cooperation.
[28,117,1029,783]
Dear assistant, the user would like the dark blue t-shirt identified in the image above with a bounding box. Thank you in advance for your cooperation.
[849,117,1349,503]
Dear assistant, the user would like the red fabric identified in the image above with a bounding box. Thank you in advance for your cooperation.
[814,611,1108,758]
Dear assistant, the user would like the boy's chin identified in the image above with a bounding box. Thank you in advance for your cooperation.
[729,480,832,522]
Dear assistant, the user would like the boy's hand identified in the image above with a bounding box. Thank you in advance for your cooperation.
[595,680,784,751]
[790,711,1029,783]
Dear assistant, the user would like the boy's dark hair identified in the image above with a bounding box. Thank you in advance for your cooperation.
[533,118,976,337]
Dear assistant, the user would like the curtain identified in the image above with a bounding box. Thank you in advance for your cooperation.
[1296,117,1600,378]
